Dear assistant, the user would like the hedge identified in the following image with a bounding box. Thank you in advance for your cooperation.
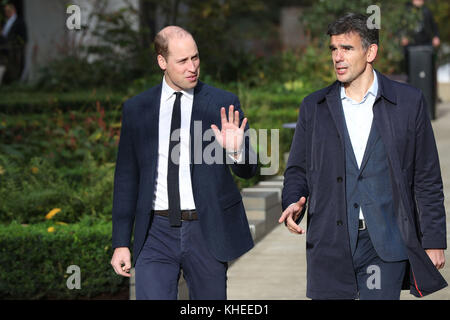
[0,91,125,114]
[0,218,127,299]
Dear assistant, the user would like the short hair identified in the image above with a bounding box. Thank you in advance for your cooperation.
[327,13,379,50]
[154,26,193,59]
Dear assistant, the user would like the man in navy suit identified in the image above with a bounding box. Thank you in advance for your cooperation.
[280,13,446,299]
[110,26,257,300]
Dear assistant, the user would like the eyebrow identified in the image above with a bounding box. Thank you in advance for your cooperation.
[329,44,354,50]
[176,53,199,63]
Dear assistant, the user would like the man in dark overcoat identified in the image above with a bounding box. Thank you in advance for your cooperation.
[280,13,446,299]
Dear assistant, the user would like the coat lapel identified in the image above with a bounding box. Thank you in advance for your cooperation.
[371,71,401,176]
[325,81,347,158]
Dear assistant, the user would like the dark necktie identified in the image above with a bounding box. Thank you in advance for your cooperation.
[167,92,182,227]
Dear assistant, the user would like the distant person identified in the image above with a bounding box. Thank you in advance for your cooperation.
[0,1,27,84]
[400,0,440,76]
[280,13,447,300]
[401,0,440,48]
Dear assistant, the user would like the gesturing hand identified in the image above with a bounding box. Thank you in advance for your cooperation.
[211,105,247,153]
[278,197,307,234]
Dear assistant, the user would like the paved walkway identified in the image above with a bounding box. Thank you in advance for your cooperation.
[227,102,450,300]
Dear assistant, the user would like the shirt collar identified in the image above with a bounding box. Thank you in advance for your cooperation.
[161,76,194,102]
[340,69,378,104]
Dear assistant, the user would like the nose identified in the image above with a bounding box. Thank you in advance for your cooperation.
[334,49,344,63]
[187,59,197,72]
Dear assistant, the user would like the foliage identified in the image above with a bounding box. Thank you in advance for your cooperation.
[300,0,449,73]
[182,0,280,82]
[301,0,406,74]
[0,89,125,114]
[34,0,158,92]
[0,218,126,299]
[0,104,121,224]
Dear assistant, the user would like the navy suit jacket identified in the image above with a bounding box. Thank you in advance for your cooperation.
[112,81,257,265]
[282,70,447,298]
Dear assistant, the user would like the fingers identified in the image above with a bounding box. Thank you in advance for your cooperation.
[435,255,445,270]
[279,197,306,235]
[286,214,305,234]
[211,124,220,138]
[112,261,131,277]
[218,105,246,130]
[293,197,306,220]
[111,256,132,278]
[239,117,248,130]
[425,249,446,270]
[278,205,297,224]
[228,105,234,125]
[220,107,227,127]
[298,196,306,206]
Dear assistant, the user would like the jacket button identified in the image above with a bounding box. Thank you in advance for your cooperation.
[358,175,363,180]
[337,220,343,226]
[353,203,359,208]
[337,177,343,183]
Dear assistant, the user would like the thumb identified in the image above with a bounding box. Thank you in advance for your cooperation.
[298,196,306,207]
[211,124,221,140]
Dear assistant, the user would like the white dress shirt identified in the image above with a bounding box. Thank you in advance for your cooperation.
[153,77,196,210]
[2,13,17,38]
[340,69,379,219]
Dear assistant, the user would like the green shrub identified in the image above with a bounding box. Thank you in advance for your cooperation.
[0,217,127,299]
[0,90,125,114]
[0,154,115,224]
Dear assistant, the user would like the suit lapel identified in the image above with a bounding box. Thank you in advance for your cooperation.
[190,81,212,173]
[144,84,162,161]
[358,121,381,173]
[341,112,359,170]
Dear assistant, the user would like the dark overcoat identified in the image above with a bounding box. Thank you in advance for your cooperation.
[112,81,257,266]
[282,70,447,299]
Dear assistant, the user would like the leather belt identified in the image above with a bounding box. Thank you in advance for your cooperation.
[358,219,366,231]
[153,210,198,221]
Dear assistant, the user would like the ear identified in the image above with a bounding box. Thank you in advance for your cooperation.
[366,44,378,63]
[157,54,167,71]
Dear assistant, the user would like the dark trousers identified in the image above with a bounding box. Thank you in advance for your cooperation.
[135,214,228,300]
[352,228,407,300]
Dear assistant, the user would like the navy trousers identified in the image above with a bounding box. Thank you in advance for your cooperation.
[135,214,228,300]
[352,228,407,300]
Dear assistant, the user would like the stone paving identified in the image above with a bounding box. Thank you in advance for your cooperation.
[227,102,450,300]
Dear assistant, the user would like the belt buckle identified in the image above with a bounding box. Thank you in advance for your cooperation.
[359,219,366,231]
[181,210,194,221]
